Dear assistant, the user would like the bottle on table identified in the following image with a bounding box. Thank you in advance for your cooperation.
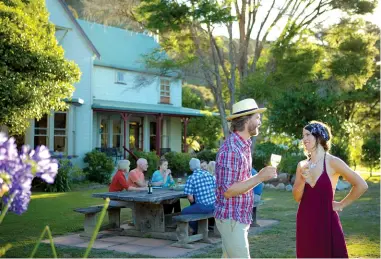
[148,177,153,194]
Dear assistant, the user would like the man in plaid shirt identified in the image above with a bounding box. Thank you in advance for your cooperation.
[182,158,216,234]
[215,98,277,258]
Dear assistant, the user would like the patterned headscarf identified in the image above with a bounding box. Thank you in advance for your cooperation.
[304,123,330,141]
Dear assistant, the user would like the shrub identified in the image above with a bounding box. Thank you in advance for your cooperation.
[45,158,72,192]
[278,154,306,175]
[361,133,380,173]
[253,142,286,170]
[196,149,217,162]
[164,152,193,177]
[331,138,350,164]
[69,165,86,183]
[129,151,160,178]
[83,150,114,184]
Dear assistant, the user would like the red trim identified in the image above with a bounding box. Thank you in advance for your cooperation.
[120,113,131,159]
[156,114,163,156]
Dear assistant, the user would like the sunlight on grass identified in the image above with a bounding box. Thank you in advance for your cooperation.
[31,193,68,200]
[347,234,380,258]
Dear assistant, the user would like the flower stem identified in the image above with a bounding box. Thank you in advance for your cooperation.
[83,198,110,258]
[0,192,16,224]
[46,226,58,258]
[29,225,57,258]
[30,226,47,258]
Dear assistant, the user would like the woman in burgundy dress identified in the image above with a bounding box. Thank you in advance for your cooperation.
[293,121,368,258]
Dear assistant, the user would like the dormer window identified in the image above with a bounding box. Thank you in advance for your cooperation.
[116,71,126,84]
[160,79,170,104]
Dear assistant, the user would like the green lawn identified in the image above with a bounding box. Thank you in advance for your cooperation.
[0,176,379,258]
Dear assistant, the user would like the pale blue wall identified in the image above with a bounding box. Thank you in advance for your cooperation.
[169,117,182,152]
[93,66,182,106]
[25,0,96,167]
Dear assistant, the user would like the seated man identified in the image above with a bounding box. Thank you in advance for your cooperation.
[127,158,148,191]
[109,160,131,192]
[182,158,216,234]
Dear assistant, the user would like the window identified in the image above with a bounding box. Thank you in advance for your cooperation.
[34,115,48,148]
[160,79,170,104]
[100,119,109,148]
[34,112,68,154]
[116,71,126,84]
[112,120,121,148]
[54,112,67,152]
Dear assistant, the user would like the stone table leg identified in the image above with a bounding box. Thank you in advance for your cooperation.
[134,203,165,232]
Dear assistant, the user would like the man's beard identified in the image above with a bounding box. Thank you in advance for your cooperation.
[248,122,259,136]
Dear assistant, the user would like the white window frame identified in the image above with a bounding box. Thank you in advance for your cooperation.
[112,119,122,149]
[115,71,126,84]
[53,111,67,153]
[160,79,171,104]
[34,114,49,149]
[33,112,68,154]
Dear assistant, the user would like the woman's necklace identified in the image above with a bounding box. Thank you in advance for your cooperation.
[309,155,324,169]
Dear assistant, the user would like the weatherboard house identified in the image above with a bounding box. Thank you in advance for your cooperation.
[23,0,208,166]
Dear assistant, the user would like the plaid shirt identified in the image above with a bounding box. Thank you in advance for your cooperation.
[214,132,253,224]
[184,169,216,206]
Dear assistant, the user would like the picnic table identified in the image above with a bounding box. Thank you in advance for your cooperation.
[92,189,187,240]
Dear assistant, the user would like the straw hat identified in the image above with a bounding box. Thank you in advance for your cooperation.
[226,98,266,121]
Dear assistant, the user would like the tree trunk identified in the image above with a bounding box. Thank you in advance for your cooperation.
[215,93,229,137]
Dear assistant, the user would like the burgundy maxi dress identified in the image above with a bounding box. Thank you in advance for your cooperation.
[296,155,348,258]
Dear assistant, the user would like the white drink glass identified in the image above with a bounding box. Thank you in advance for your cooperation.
[270,154,282,167]
[270,154,282,178]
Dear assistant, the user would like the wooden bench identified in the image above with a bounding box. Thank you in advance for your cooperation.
[74,203,127,237]
[172,213,219,249]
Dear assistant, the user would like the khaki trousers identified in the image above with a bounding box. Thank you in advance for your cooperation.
[216,218,251,258]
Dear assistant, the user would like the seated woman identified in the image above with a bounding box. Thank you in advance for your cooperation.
[109,160,131,192]
[152,158,181,214]
[207,161,216,176]
[152,158,175,188]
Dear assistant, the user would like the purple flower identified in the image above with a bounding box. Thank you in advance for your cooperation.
[20,145,58,184]
[0,133,58,215]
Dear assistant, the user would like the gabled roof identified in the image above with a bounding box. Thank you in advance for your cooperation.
[56,0,100,58]
[77,19,177,76]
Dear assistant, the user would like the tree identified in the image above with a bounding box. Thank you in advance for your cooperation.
[81,0,375,137]
[361,133,380,175]
[0,0,80,134]
[263,18,379,165]
[182,85,222,150]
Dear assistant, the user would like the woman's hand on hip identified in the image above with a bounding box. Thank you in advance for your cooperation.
[332,201,344,212]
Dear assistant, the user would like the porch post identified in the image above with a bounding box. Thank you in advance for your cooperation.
[120,113,131,159]
[183,117,189,153]
[156,114,163,156]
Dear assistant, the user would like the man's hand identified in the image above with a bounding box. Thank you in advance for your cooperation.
[257,166,277,182]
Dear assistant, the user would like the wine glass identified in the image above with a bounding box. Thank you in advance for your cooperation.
[270,154,282,178]
[270,154,282,167]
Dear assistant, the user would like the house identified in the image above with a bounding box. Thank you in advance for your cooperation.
[23,0,210,167]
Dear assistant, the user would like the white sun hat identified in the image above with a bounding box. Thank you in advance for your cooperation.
[226,98,267,121]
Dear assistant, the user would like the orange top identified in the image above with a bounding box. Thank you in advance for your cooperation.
[127,168,145,188]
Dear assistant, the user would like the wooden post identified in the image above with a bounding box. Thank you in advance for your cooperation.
[183,118,189,153]
[156,114,163,156]
[120,113,131,159]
